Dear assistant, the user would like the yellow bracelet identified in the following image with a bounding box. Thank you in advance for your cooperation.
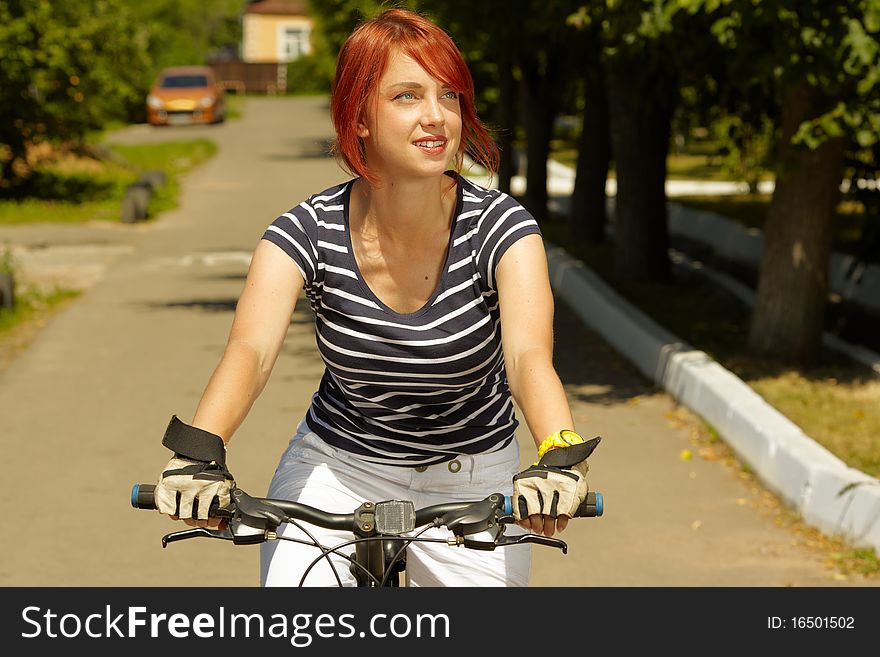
[535,429,585,462]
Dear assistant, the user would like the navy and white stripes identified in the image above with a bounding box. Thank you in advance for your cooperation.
[261,173,541,466]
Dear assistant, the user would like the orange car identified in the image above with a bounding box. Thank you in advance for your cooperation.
[146,66,226,126]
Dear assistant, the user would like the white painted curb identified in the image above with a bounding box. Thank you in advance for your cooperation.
[545,243,880,555]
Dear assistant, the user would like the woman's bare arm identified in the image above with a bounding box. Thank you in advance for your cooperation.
[496,234,575,450]
[190,239,304,443]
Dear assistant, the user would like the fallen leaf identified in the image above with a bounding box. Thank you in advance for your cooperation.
[680,449,693,461]
[698,447,718,460]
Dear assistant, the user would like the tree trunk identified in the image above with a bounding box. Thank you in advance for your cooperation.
[747,82,846,364]
[519,51,561,223]
[495,55,515,195]
[606,57,675,282]
[569,66,610,245]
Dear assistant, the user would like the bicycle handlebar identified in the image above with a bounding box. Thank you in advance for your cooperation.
[132,481,604,587]
[131,483,604,525]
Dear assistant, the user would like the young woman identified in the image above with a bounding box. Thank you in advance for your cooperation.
[153,8,596,587]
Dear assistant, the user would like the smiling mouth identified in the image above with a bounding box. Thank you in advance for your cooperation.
[413,139,447,154]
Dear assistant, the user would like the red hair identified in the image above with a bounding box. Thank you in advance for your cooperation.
[330,8,498,185]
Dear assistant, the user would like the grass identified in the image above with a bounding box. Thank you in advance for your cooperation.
[748,373,880,477]
[111,140,217,216]
[0,287,81,335]
[224,93,245,120]
[0,139,218,225]
[538,222,880,479]
[0,135,219,362]
[0,286,82,374]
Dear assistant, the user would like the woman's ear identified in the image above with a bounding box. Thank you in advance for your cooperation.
[356,121,370,139]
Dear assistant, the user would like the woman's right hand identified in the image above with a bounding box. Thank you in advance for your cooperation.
[154,455,234,529]
[153,415,235,529]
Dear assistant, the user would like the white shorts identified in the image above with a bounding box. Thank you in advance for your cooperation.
[259,422,531,587]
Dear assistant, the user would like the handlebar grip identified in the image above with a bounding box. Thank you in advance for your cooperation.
[502,491,603,517]
[573,491,603,517]
[131,483,226,518]
[131,483,158,510]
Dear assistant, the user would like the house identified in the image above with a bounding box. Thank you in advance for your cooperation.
[242,0,313,64]
[210,0,314,94]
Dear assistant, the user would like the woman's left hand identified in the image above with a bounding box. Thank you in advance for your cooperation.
[516,513,570,537]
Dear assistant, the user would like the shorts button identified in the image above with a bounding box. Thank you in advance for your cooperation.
[447,459,461,473]
[414,465,428,472]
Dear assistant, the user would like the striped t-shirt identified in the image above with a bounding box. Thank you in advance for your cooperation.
[261,172,542,467]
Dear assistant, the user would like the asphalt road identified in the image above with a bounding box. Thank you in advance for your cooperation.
[0,97,873,587]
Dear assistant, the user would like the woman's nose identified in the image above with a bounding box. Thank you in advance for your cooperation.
[421,96,445,127]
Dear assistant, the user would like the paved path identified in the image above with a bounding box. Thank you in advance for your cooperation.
[0,97,873,586]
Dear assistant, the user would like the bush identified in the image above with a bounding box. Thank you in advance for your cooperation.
[285,54,333,95]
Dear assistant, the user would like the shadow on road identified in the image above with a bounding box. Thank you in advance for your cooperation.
[196,273,248,282]
[140,299,315,329]
[263,137,335,161]
[148,298,238,312]
[552,291,654,405]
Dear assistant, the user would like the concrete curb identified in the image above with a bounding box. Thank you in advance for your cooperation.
[545,243,880,555]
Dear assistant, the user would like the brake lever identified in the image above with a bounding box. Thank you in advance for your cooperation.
[161,526,235,548]
[496,533,569,554]
[494,510,569,553]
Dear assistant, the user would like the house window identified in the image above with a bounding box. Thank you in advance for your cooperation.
[280,26,310,62]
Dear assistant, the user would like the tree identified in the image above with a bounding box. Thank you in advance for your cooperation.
[314,1,529,195]
[125,0,245,111]
[417,1,523,194]
[705,0,880,364]
[568,29,611,245]
[426,1,583,219]
[0,0,151,190]
[305,0,392,57]
[514,1,583,223]
[571,1,721,282]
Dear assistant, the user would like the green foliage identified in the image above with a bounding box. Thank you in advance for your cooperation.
[0,139,217,225]
[0,287,80,336]
[111,140,218,216]
[0,0,243,192]
[0,243,14,276]
[0,0,152,188]
[306,0,410,58]
[422,1,590,133]
[300,1,411,100]
[699,0,880,151]
[710,114,775,193]
[286,54,334,94]
[695,0,880,271]
[123,0,245,84]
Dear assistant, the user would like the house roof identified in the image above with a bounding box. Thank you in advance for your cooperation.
[244,0,308,15]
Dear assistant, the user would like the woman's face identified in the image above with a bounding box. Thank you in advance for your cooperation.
[358,49,462,182]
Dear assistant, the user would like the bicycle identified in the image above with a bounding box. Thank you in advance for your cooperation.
[131,482,604,587]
